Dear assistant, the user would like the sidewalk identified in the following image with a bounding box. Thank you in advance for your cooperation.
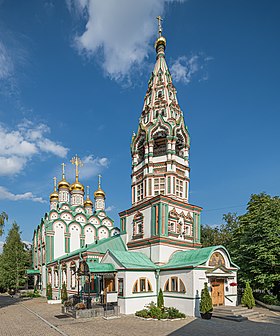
[1,294,280,336]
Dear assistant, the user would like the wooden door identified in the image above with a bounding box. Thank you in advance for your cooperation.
[104,278,114,292]
[211,279,224,306]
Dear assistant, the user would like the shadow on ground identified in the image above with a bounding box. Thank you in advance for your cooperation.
[168,316,280,336]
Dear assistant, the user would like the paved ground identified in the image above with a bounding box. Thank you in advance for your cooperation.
[0,294,279,336]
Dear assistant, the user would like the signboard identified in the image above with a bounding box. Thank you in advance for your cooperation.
[106,291,118,303]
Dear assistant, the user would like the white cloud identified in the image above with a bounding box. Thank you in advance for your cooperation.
[105,205,115,212]
[0,41,14,80]
[0,121,68,176]
[170,54,212,84]
[67,0,186,82]
[79,154,109,179]
[0,186,46,203]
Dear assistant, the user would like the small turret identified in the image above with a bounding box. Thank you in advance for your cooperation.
[84,186,93,215]
[94,175,105,211]
[50,177,59,210]
[58,163,70,203]
[70,155,84,206]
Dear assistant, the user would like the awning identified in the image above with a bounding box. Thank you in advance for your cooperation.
[26,269,40,275]
[86,262,115,273]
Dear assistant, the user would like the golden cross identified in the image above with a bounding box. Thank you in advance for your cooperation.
[70,154,83,181]
[98,174,102,189]
[156,16,163,37]
[86,185,90,198]
[61,163,66,179]
[53,177,57,191]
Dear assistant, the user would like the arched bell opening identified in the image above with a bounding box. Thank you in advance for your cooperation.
[175,133,185,158]
[153,129,168,157]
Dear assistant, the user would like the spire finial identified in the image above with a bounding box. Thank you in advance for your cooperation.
[61,163,66,180]
[70,154,83,182]
[156,16,163,37]
[98,174,102,189]
[53,177,57,191]
[86,185,90,198]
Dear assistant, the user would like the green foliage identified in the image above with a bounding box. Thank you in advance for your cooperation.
[46,283,52,300]
[61,282,68,303]
[254,293,280,306]
[0,212,8,237]
[157,288,164,309]
[135,301,185,320]
[241,282,255,308]
[0,222,30,290]
[201,193,280,298]
[200,283,213,314]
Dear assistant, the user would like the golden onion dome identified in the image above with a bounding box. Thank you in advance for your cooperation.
[84,198,93,207]
[58,178,70,190]
[50,190,59,201]
[70,180,84,192]
[94,187,105,198]
[155,36,166,50]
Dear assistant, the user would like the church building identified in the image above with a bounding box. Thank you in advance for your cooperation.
[30,19,238,317]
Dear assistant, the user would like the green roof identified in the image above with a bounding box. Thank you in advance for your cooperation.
[87,235,126,254]
[161,245,238,269]
[49,235,126,264]
[26,269,40,275]
[86,261,115,273]
[110,251,158,269]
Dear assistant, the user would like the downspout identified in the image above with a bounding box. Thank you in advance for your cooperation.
[155,268,160,296]
[58,259,61,300]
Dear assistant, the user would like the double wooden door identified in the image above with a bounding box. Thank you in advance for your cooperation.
[211,279,224,306]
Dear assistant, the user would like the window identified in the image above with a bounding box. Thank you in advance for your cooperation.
[176,179,183,198]
[133,211,144,239]
[118,278,124,296]
[164,277,186,293]
[153,131,167,157]
[175,134,184,157]
[48,268,52,285]
[70,263,76,289]
[62,264,67,285]
[137,183,143,202]
[132,278,153,293]
[154,177,165,196]
[54,268,59,288]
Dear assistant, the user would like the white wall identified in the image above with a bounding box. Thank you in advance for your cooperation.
[54,221,65,259]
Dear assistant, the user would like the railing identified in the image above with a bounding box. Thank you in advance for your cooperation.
[225,295,234,303]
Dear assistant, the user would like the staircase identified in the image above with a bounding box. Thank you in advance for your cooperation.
[213,306,265,322]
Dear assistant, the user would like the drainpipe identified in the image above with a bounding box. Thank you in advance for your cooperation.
[58,260,61,300]
[155,269,160,296]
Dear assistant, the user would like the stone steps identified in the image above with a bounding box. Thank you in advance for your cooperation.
[213,306,265,322]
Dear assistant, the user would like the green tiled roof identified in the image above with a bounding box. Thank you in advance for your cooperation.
[110,251,158,269]
[87,235,126,253]
[49,235,126,263]
[86,261,115,273]
[161,245,238,269]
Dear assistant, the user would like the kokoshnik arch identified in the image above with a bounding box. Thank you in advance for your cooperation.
[30,18,238,316]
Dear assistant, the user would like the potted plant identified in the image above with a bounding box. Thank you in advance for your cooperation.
[200,282,213,319]
[241,282,255,309]
[46,283,52,300]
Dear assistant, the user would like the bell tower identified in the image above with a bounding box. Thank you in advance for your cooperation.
[119,18,202,265]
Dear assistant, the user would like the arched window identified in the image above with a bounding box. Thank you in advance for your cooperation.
[209,252,225,267]
[137,134,145,163]
[153,130,167,157]
[132,278,153,293]
[70,262,76,289]
[132,211,144,239]
[164,277,186,293]
[54,267,59,288]
[62,264,67,285]
[175,134,184,158]
[48,268,52,285]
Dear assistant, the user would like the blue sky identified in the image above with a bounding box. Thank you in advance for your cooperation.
[0,0,280,245]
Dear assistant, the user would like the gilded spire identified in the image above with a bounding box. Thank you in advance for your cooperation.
[155,16,166,54]
[50,176,59,201]
[58,162,70,190]
[53,177,57,191]
[156,16,163,37]
[94,174,105,199]
[70,154,83,182]
[61,163,66,180]
[86,185,90,198]
[98,174,102,189]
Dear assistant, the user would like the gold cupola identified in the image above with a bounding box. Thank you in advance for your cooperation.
[58,163,70,190]
[155,16,166,54]
[94,174,105,199]
[84,186,93,207]
[70,155,84,192]
[50,177,59,201]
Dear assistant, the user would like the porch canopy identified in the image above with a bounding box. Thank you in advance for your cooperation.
[26,269,40,275]
[87,262,115,274]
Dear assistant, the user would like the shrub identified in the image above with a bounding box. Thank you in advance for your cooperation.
[61,282,68,303]
[135,309,149,318]
[200,282,213,314]
[166,307,186,319]
[241,282,255,309]
[46,283,52,300]
[157,288,164,309]
[135,301,186,320]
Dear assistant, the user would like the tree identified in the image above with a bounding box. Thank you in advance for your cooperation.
[241,282,255,309]
[61,282,68,303]
[200,282,213,314]
[0,212,8,236]
[157,288,164,309]
[230,193,280,297]
[46,283,52,300]
[201,224,221,247]
[0,222,30,291]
